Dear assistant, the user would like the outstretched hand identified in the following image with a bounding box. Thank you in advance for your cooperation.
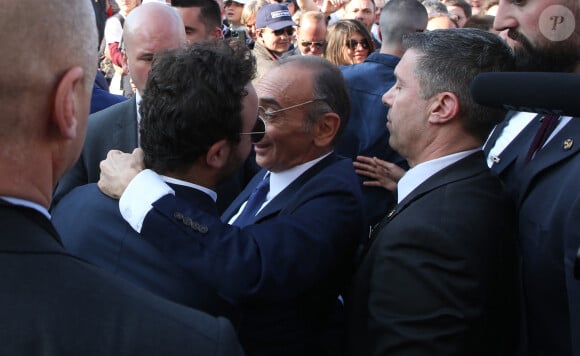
[353,155,406,192]
[98,148,145,199]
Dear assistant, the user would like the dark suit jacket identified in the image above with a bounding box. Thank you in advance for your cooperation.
[138,153,365,356]
[51,183,237,321]
[347,151,518,356]
[53,97,138,205]
[0,199,244,355]
[487,117,580,356]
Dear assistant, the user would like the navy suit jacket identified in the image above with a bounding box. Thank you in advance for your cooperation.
[91,72,127,114]
[53,97,138,206]
[347,151,518,356]
[51,183,237,320]
[487,117,580,356]
[0,200,243,355]
[339,52,407,226]
[139,153,365,356]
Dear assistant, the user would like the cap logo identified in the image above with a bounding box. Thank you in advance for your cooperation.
[271,10,291,18]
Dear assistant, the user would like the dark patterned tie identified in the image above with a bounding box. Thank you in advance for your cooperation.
[524,114,560,164]
[232,174,270,227]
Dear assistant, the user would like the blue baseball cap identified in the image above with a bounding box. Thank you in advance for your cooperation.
[256,3,296,30]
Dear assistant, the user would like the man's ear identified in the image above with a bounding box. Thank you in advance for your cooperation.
[121,51,129,74]
[52,66,85,139]
[205,139,231,169]
[427,91,459,125]
[212,27,224,39]
[313,112,340,147]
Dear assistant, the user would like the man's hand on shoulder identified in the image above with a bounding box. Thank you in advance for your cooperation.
[98,148,144,199]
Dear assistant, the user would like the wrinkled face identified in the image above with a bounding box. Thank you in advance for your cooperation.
[123,22,185,95]
[175,7,212,43]
[382,49,429,164]
[494,0,579,72]
[245,15,258,41]
[253,66,320,172]
[258,26,294,54]
[343,31,370,64]
[225,1,244,26]
[297,18,327,56]
[343,0,375,31]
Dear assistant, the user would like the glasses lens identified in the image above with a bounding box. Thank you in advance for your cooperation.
[301,41,324,48]
[273,27,294,36]
[251,117,265,143]
[347,39,369,49]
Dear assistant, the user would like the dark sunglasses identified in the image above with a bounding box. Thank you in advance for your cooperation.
[240,117,266,143]
[345,39,370,50]
[271,27,295,36]
[300,40,325,49]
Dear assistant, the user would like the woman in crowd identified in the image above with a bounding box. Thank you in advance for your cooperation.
[324,19,375,66]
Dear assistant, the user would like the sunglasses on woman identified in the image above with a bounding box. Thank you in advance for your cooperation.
[345,39,370,50]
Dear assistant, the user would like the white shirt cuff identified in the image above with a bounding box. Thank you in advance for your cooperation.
[119,169,175,233]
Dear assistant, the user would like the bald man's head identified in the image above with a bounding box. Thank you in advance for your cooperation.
[0,0,97,136]
[122,2,186,95]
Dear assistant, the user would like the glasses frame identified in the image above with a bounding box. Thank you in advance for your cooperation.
[345,39,370,50]
[271,27,295,36]
[300,40,325,49]
[240,99,327,143]
[239,117,266,143]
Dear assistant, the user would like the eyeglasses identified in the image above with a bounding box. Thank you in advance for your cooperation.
[271,27,295,36]
[300,40,325,49]
[239,117,266,143]
[345,39,370,50]
[240,99,327,143]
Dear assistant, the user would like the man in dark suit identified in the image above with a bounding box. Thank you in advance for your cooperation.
[52,40,257,322]
[98,55,365,356]
[347,28,518,355]
[340,0,428,227]
[482,1,580,354]
[0,0,243,354]
[52,2,186,207]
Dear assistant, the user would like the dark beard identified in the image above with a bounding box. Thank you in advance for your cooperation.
[509,29,579,73]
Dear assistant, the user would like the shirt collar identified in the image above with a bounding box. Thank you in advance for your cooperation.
[267,151,332,201]
[160,175,218,202]
[1,196,50,219]
[397,148,479,204]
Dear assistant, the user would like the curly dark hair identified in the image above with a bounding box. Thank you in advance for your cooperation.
[139,39,256,174]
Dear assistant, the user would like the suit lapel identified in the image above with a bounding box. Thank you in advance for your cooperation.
[363,152,488,254]
[491,114,542,176]
[221,153,340,224]
[113,96,138,150]
[517,118,580,204]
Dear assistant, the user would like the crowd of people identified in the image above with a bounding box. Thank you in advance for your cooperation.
[1,0,579,355]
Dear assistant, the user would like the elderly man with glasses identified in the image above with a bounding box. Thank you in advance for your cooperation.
[97,55,365,356]
[285,10,327,56]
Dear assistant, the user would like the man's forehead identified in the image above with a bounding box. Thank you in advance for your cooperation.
[346,0,374,10]
[256,66,312,100]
